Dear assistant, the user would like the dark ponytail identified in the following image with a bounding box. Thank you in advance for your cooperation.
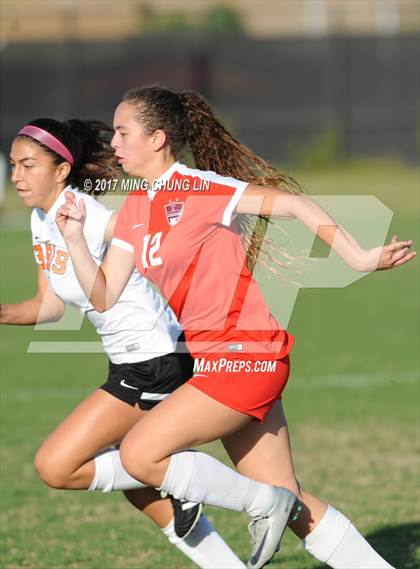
[17,118,119,195]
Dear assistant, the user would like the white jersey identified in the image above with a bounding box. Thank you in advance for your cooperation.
[31,186,181,364]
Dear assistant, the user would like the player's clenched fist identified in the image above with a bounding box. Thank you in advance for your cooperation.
[56,190,86,243]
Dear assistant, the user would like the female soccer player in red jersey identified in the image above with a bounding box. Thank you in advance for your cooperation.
[57,86,415,569]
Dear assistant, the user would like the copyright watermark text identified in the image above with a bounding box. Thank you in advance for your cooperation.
[83,178,211,193]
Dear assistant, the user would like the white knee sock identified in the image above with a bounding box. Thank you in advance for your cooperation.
[89,448,147,492]
[303,505,394,569]
[162,515,246,568]
[160,450,278,517]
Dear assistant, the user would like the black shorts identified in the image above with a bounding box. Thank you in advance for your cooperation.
[100,335,194,410]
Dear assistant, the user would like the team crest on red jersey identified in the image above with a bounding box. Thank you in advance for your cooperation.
[164,201,184,226]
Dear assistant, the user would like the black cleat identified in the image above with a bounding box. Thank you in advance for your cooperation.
[170,497,203,540]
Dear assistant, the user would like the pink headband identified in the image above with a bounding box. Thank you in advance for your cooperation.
[18,125,74,166]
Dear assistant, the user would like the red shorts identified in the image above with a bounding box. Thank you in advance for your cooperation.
[188,354,291,422]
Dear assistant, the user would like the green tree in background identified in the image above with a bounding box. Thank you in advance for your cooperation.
[206,3,245,33]
[137,2,246,35]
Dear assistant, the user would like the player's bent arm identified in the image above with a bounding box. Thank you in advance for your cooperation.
[237,184,415,271]
[0,266,65,325]
[65,235,135,313]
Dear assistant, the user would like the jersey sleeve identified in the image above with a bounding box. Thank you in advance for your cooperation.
[31,209,53,271]
[111,196,135,253]
[82,196,114,257]
[199,172,248,227]
[30,208,49,257]
[30,209,41,247]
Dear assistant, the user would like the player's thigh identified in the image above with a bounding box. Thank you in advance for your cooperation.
[35,389,144,472]
[222,399,298,489]
[120,383,250,464]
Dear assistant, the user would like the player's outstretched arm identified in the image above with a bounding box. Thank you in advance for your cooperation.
[237,184,416,272]
[0,266,64,325]
[56,191,134,313]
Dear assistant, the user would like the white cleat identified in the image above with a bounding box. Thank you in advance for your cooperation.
[247,487,297,569]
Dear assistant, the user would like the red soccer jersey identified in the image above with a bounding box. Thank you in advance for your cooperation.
[112,162,294,360]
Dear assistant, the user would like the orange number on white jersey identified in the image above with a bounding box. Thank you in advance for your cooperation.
[52,250,70,275]
[33,244,46,270]
[33,244,69,275]
[45,244,55,270]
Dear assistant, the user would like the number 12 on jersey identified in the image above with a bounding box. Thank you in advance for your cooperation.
[142,232,163,268]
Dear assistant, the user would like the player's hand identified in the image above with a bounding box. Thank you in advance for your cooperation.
[362,235,416,271]
[56,191,86,244]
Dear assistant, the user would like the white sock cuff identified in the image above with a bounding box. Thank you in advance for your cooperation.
[88,461,100,491]
[160,451,196,500]
[89,450,114,492]
[161,518,182,544]
[303,505,395,568]
[303,504,350,562]
[89,448,146,493]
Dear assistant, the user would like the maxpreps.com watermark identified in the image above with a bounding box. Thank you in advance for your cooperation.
[193,358,278,374]
[83,177,211,193]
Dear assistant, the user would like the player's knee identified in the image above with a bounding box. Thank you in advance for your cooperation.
[34,449,71,489]
[119,440,159,487]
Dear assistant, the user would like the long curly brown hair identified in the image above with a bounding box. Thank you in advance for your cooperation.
[123,85,303,272]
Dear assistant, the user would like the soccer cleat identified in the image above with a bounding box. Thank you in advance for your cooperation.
[170,497,203,540]
[247,487,297,569]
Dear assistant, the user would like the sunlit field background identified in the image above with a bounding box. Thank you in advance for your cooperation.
[1,161,419,568]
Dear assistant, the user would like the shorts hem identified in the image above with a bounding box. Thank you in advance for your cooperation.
[187,378,272,422]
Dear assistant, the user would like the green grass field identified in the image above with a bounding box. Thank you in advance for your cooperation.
[1,162,419,568]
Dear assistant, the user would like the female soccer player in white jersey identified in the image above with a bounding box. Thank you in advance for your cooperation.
[57,88,415,569]
[1,117,248,569]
